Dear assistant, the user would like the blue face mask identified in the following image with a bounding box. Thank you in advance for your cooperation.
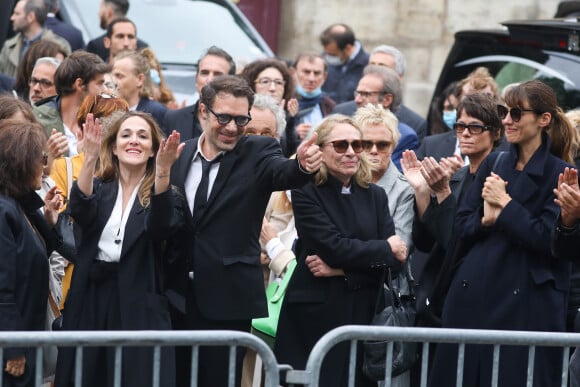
[443,110,457,129]
[296,84,322,99]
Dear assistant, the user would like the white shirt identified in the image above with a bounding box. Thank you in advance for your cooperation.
[184,134,223,214]
[97,179,142,262]
[63,122,78,156]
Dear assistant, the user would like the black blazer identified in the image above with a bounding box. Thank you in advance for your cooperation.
[45,16,84,51]
[137,97,167,130]
[415,130,457,160]
[166,135,311,320]
[56,180,182,387]
[163,102,202,141]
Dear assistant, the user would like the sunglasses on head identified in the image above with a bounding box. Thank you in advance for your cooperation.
[325,139,364,153]
[362,140,392,152]
[497,105,536,122]
[207,106,251,127]
[453,122,493,135]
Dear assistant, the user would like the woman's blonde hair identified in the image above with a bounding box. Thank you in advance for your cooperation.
[97,111,163,207]
[313,114,372,188]
[352,103,401,148]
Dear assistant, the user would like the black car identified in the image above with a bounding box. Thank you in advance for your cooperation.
[1,0,274,103]
[429,18,580,129]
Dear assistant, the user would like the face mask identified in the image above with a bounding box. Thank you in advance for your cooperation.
[324,54,343,66]
[443,110,457,129]
[150,69,161,85]
[296,84,322,99]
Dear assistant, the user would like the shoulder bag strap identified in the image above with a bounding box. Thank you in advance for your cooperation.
[65,156,73,198]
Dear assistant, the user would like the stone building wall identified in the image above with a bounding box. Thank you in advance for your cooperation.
[277,0,562,119]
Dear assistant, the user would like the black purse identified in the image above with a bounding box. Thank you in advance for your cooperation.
[54,157,81,262]
[363,266,418,380]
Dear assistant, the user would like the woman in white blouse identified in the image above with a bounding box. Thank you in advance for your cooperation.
[54,111,185,387]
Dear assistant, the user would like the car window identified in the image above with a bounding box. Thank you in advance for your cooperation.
[64,0,270,65]
[450,51,580,111]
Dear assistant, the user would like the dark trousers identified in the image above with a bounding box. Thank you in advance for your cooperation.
[171,281,251,387]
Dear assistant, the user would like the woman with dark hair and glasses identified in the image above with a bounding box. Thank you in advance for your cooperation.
[240,58,302,156]
[427,80,575,386]
[274,114,407,387]
[0,119,63,387]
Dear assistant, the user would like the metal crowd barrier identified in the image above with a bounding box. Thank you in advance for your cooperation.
[4,327,580,387]
[0,330,279,387]
[282,325,580,387]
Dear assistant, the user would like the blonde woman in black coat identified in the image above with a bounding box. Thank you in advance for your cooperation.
[274,114,407,387]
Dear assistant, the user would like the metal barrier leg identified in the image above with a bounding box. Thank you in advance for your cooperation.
[190,345,199,387]
[491,344,500,387]
[526,345,535,387]
[152,345,161,387]
[228,346,236,387]
[562,346,570,387]
[456,343,465,387]
[113,345,122,387]
[347,340,357,387]
[420,342,429,387]
[74,346,83,387]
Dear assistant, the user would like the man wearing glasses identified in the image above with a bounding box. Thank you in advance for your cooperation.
[166,75,322,387]
[33,50,110,156]
[29,56,61,105]
[333,65,419,171]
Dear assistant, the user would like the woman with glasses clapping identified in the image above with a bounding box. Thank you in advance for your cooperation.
[274,114,407,387]
[428,80,576,386]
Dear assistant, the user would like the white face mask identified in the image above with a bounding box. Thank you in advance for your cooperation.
[324,54,343,66]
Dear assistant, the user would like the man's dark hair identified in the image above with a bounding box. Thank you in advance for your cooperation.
[456,92,505,147]
[199,75,254,112]
[319,23,355,50]
[292,51,328,72]
[198,46,236,75]
[106,17,137,39]
[25,0,48,26]
[54,51,111,96]
[43,0,59,13]
[105,0,129,16]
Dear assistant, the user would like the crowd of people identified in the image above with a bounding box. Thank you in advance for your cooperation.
[1,1,580,387]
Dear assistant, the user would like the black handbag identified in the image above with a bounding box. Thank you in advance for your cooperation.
[54,157,81,262]
[363,266,418,380]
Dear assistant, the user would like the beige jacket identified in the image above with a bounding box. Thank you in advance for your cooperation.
[0,29,71,78]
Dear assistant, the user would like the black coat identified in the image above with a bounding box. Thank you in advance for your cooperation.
[163,102,202,141]
[137,97,168,130]
[274,176,399,387]
[45,16,84,51]
[55,180,184,387]
[166,135,311,321]
[430,138,573,387]
[0,192,58,387]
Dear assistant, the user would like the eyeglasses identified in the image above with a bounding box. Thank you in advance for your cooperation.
[453,122,493,135]
[354,90,384,99]
[324,139,364,153]
[255,77,285,87]
[362,140,392,152]
[207,106,251,127]
[29,77,53,88]
[497,105,536,122]
[41,153,48,166]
